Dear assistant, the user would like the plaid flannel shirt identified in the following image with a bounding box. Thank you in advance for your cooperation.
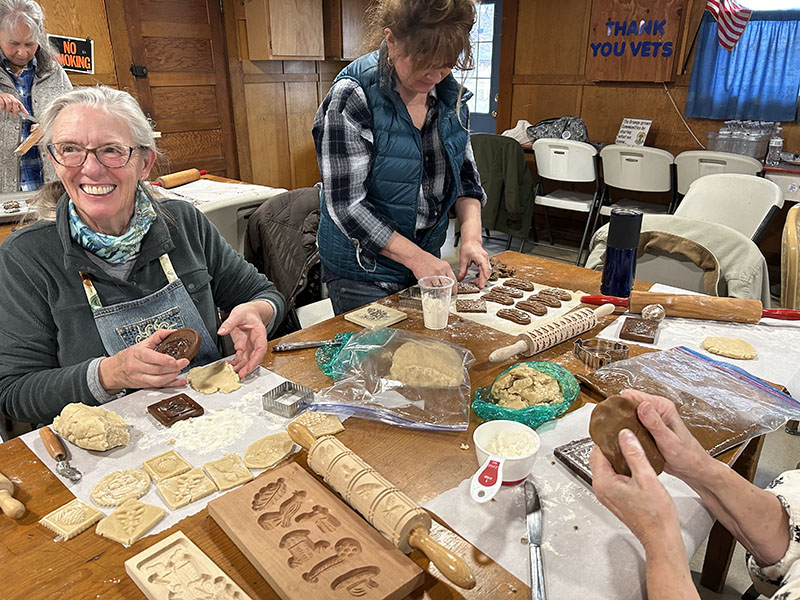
[312,76,485,261]
[1,54,42,191]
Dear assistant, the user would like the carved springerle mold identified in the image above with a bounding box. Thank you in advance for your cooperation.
[125,531,251,600]
[207,462,422,598]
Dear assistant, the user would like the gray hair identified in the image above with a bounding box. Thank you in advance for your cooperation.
[0,0,57,73]
[31,86,162,220]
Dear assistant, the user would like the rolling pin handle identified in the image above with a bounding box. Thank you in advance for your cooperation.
[592,304,616,319]
[287,422,317,451]
[408,526,476,590]
[488,339,529,363]
[39,426,66,461]
[0,473,25,520]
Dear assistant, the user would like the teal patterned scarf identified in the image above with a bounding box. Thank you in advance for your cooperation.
[68,186,157,264]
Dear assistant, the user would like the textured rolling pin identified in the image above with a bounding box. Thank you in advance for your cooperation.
[0,472,25,519]
[581,290,800,323]
[287,422,476,590]
[489,304,616,363]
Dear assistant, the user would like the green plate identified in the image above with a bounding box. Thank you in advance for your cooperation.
[472,361,580,429]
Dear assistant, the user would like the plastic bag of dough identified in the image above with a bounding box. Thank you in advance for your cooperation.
[579,346,800,456]
[311,328,475,431]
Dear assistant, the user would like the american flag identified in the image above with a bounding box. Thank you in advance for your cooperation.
[705,0,753,50]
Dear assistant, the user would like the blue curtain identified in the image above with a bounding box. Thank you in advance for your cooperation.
[685,11,800,121]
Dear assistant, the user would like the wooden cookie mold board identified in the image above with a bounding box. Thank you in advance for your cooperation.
[208,461,423,600]
[125,531,252,600]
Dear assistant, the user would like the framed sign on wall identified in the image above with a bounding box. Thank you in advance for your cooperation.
[585,0,683,82]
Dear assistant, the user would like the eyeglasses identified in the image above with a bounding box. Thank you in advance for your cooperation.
[47,143,142,168]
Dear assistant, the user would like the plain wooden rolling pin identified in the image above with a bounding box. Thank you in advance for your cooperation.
[580,290,800,323]
[287,422,476,590]
[0,472,25,519]
[489,304,616,363]
[154,168,207,188]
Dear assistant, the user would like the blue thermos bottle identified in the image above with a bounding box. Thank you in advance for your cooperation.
[600,208,643,297]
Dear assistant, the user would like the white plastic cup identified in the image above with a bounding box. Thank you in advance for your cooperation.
[418,275,455,330]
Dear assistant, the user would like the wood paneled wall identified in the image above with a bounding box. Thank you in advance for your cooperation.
[225,0,345,189]
[500,0,799,156]
[38,0,117,86]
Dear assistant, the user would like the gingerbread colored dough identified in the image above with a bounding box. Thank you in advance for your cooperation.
[589,394,665,477]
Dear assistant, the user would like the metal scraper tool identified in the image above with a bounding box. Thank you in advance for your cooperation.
[39,426,82,482]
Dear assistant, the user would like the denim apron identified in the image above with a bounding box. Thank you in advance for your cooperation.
[80,253,221,366]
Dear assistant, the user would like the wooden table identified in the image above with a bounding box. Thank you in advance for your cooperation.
[0,252,760,598]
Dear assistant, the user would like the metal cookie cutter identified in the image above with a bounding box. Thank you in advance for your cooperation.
[262,381,314,418]
[573,338,629,369]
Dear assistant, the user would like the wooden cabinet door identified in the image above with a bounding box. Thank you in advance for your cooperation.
[106,0,238,178]
[245,0,323,60]
[323,0,370,60]
[269,0,323,57]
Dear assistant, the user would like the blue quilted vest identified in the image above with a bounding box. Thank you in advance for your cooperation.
[318,50,470,283]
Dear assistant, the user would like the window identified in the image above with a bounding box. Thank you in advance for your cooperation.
[453,2,495,115]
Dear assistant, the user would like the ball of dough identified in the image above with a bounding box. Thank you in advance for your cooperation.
[701,337,756,360]
[53,403,130,451]
[389,341,465,388]
[589,394,665,477]
[490,364,562,409]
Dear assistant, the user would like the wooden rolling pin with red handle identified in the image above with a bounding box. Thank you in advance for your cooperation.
[287,422,476,590]
[581,290,800,323]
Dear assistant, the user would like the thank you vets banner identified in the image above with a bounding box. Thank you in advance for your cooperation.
[586,0,682,82]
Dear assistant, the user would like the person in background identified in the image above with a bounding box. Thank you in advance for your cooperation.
[0,0,71,193]
[591,389,799,600]
[0,86,285,425]
[313,0,491,314]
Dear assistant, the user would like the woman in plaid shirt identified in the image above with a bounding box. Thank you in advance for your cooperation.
[313,0,491,314]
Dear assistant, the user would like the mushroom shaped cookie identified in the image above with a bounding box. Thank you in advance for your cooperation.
[589,394,665,477]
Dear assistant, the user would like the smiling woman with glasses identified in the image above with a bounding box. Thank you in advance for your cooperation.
[0,86,286,426]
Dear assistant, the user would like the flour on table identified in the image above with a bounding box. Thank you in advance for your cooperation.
[138,408,254,454]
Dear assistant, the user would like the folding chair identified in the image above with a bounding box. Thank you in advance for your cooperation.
[673,173,783,243]
[532,139,602,266]
[595,145,675,229]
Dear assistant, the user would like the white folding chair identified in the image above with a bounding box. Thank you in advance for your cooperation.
[675,150,762,197]
[673,173,783,243]
[596,145,675,224]
[532,139,602,266]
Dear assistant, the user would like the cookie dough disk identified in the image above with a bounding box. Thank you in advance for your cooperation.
[389,341,465,388]
[53,403,130,451]
[92,469,152,507]
[187,361,241,394]
[702,337,757,360]
[490,364,562,410]
[589,394,665,477]
[243,432,294,468]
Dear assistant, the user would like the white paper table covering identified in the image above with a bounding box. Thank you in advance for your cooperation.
[595,284,800,399]
[21,365,301,542]
[424,404,714,599]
